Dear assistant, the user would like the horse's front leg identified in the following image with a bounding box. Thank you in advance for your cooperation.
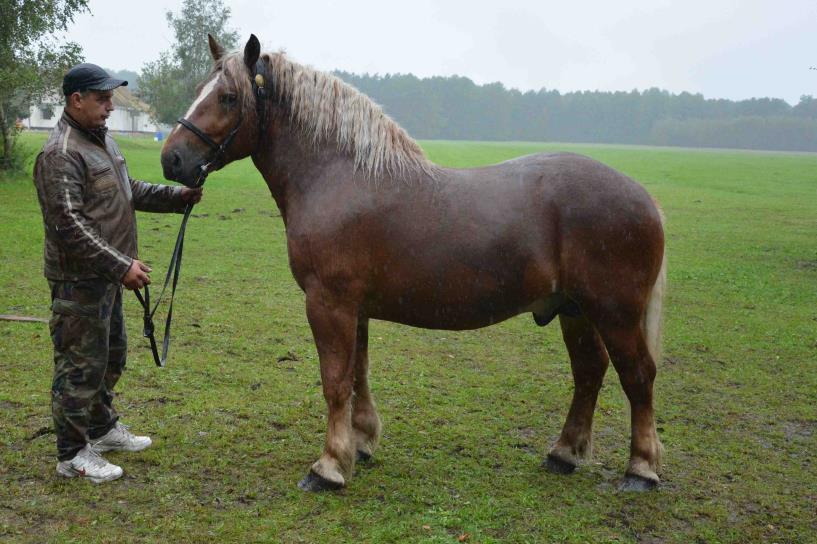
[352,317,382,463]
[298,288,359,492]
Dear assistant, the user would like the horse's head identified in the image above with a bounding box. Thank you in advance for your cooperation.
[160,34,266,187]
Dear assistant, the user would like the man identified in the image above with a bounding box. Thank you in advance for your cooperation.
[33,63,202,483]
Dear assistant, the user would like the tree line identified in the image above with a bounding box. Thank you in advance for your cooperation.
[335,72,817,152]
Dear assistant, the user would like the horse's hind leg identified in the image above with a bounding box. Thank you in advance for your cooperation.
[298,289,359,492]
[596,322,663,490]
[351,318,382,463]
[546,314,609,474]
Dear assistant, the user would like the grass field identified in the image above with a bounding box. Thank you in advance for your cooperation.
[1,132,816,543]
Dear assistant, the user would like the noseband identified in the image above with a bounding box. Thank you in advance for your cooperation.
[135,58,272,367]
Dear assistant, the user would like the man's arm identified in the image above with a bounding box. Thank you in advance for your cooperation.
[110,139,202,212]
[130,178,188,213]
[38,151,133,283]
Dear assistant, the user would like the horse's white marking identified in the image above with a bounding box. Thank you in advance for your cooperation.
[172,75,219,135]
[184,76,219,119]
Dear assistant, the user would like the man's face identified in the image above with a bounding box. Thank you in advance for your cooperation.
[69,90,114,130]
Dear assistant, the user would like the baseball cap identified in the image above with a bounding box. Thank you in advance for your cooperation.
[62,63,128,96]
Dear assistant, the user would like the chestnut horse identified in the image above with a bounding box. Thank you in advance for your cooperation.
[161,35,667,492]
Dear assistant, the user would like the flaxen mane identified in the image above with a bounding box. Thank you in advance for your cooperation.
[218,52,437,179]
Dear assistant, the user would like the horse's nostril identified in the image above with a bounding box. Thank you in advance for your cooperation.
[161,150,184,181]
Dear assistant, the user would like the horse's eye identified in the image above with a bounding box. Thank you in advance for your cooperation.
[220,93,237,105]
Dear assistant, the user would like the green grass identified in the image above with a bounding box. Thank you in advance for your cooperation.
[1,132,816,543]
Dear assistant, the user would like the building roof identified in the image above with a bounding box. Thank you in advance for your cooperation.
[112,87,150,112]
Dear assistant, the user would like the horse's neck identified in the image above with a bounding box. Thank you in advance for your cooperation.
[253,118,435,223]
[253,125,351,220]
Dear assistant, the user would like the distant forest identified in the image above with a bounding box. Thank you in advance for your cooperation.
[335,72,817,152]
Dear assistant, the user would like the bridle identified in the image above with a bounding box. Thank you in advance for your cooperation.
[135,57,271,367]
[177,57,272,185]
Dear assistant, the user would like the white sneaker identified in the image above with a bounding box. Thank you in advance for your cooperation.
[90,422,152,453]
[56,444,123,483]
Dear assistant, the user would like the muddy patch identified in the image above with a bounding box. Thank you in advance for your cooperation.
[511,426,538,454]
[783,419,815,441]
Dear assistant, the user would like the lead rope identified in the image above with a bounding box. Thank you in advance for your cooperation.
[136,47,269,367]
[133,166,207,367]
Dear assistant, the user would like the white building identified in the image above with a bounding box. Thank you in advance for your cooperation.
[24,87,172,135]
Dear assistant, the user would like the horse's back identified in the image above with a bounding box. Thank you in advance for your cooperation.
[440,151,662,254]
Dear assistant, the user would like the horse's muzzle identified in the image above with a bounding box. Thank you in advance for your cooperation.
[161,149,183,181]
[160,148,203,187]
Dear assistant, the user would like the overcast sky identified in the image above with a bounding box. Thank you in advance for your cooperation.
[64,0,816,105]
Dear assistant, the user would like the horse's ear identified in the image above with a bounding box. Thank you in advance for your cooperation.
[244,34,261,71]
[208,34,225,61]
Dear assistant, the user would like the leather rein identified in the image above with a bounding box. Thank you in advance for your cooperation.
[135,59,271,367]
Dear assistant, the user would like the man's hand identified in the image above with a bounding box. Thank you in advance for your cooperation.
[122,259,152,290]
[180,186,203,204]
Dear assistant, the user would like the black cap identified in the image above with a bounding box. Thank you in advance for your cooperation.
[62,63,128,96]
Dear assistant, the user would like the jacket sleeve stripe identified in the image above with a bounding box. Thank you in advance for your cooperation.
[63,183,131,267]
[62,125,71,154]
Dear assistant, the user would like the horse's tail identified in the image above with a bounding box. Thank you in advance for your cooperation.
[643,205,666,364]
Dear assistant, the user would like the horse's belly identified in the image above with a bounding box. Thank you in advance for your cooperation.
[371,305,517,330]
[362,239,560,329]
[366,285,559,331]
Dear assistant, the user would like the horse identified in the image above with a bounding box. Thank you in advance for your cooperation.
[160,34,667,492]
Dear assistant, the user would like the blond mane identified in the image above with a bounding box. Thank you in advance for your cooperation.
[218,52,437,180]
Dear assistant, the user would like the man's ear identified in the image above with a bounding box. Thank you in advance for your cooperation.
[66,92,81,109]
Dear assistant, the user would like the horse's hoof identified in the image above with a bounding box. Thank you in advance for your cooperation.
[356,450,372,464]
[544,454,577,475]
[618,474,658,492]
[297,470,344,492]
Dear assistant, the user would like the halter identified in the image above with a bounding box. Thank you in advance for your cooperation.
[135,57,271,367]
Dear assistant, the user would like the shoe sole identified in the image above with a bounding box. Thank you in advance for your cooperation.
[56,465,123,484]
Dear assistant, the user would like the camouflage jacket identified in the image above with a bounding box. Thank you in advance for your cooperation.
[33,112,185,283]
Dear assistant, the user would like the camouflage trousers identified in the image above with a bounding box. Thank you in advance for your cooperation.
[48,279,127,461]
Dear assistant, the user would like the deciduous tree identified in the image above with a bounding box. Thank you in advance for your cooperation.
[0,0,88,171]
[139,0,238,126]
